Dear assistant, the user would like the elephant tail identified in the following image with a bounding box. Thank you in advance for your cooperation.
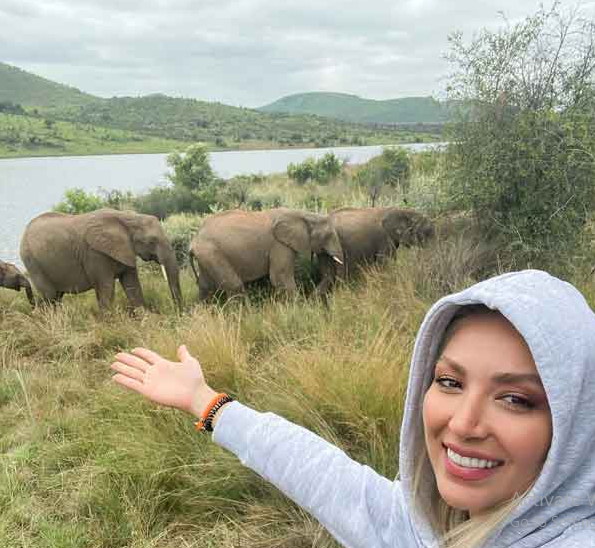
[189,249,200,286]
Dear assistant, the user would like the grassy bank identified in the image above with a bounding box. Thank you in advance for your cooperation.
[3,241,594,548]
[0,111,441,159]
[3,235,595,547]
[0,113,188,158]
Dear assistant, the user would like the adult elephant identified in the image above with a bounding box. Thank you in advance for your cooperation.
[0,260,34,306]
[189,208,344,300]
[317,206,434,291]
[20,208,182,311]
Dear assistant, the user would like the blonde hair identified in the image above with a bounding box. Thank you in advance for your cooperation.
[411,304,536,548]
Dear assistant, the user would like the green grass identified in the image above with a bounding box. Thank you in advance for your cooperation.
[0,113,188,158]
[3,158,593,547]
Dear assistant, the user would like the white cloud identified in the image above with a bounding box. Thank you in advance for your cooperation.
[1,0,556,107]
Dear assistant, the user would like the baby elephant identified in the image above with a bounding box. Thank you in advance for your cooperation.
[0,260,34,306]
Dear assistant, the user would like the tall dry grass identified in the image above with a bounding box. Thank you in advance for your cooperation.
[2,158,594,547]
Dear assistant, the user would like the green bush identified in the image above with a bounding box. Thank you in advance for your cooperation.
[445,109,595,260]
[167,143,215,191]
[353,147,411,205]
[161,213,204,266]
[287,157,317,185]
[132,185,214,219]
[315,152,344,184]
[444,3,595,265]
[287,153,344,185]
[53,188,108,214]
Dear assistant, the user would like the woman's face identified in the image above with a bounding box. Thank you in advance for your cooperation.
[422,312,552,516]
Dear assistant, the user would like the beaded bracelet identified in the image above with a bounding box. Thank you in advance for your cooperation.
[194,393,234,432]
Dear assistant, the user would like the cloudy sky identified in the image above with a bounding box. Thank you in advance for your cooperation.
[1,0,591,108]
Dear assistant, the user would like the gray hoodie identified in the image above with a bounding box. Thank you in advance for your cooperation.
[213,270,595,547]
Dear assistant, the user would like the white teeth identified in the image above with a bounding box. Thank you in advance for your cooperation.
[447,448,500,469]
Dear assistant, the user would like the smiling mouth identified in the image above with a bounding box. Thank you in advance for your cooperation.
[443,444,504,469]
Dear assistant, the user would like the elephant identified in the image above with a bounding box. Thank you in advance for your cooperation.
[20,208,182,311]
[188,207,344,300]
[0,260,34,306]
[317,206,434,291]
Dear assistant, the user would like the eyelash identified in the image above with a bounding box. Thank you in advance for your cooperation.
[434,376,536,410]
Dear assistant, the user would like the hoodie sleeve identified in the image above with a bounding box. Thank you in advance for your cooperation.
[212,401,415,548]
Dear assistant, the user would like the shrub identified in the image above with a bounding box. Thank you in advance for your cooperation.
[287,153,344,185]
[353,147,411,205]
[53,188,108,214]
[287,157,317,185]
[132,186,214,219]
[444,2,595,265]
[161,213,204,266]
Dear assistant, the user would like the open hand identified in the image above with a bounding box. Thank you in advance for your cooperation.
[110,345,217,418]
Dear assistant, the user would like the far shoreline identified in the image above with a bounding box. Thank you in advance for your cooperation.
[0,138,444,161]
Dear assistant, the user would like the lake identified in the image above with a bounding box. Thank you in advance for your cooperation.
[0,143,441,266]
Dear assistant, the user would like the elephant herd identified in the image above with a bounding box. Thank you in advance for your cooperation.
[0,206,434,312]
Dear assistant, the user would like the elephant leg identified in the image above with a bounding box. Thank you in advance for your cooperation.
[195,245,244,298]
[94,279,115,311]
[25,264,58,304]
[269,242,297,294]
[119,268,145,310]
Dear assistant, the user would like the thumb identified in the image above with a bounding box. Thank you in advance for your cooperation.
[177,344,191,362]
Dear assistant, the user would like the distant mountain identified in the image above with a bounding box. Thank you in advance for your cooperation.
[258,92,453,124]
[0,63,443,156]
[0,62,97,108]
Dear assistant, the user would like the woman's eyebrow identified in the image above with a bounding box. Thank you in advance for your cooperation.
[438,355,543,385]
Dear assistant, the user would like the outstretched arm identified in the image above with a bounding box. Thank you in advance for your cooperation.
[110,346,414,548]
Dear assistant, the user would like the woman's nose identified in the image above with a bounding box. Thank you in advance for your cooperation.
[448,393,489,439]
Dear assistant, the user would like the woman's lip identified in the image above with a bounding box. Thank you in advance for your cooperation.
[443,447,503,481]
[443,442,503,463]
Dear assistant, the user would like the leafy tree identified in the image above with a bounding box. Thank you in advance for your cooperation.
[315,152,344,184]
[167,143,215,191]
[443,2,595,264]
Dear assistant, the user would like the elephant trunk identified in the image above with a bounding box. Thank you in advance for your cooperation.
[19,275,35,307]
[158,247,183,311]
[189,249,200,287]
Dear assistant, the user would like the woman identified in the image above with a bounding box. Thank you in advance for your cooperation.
[110,269,595,547]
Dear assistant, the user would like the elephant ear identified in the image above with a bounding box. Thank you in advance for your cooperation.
[84,217,137,267]
[381,209,414,243]
[271,211,311,256]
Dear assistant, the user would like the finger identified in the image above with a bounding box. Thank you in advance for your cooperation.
[177,344,191,362]
[114,352,150,372]
[131,347,163,365]
[112,373,146,395]
[111,361,146,383]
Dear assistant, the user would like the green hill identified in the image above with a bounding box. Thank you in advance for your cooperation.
[0,62,443,157]
[0,62,97,108]
[258,92,453,124]
[43,94,441,148]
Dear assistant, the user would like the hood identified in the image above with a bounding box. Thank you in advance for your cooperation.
[399,269,595,548]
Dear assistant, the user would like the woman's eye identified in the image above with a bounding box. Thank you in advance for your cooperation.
[501,394,535,410]
[435,376,461,389]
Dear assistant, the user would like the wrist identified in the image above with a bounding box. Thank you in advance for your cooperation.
[211,401,233,430]
[189,384,218,418]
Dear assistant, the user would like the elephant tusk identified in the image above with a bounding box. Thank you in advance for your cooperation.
[161,264,169,282]
[332,256,344,266]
